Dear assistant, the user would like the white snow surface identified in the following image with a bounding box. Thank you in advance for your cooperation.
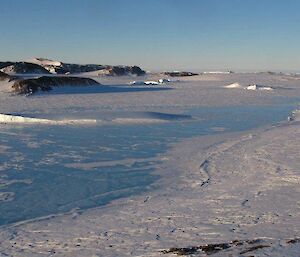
[0,113,175,125]
[144,80,160,85]
[203,71,232,74]
[246,84,273,91]
[0,73,300,256]
[224,82,273,91]
[224,82,243,89]
[129,79,171,86]
[0,113,97,125]
[1,124,300,256]
[30,57,62,67]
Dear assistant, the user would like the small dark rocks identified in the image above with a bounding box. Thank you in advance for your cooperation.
[287,238,300,244]
[239,245,270,254]
[162,243,231,255]
[162,238,273,256]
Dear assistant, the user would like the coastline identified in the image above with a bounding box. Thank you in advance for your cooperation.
[1,118,300,256]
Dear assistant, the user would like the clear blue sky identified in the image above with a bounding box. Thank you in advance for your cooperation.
[1,0,300,71]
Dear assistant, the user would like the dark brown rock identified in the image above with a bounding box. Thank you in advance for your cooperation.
[1,62,51,74]
[12,76,100,95]
[107,66,146,76]
[0,62,14,69]
[31,58,146,75]
[162,243,231,255]
[0,71,10,81]
[163,71,198,77]
[1,58,147,76]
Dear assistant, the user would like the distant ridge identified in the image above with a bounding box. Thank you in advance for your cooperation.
[0,58,146,76]
[0,62,14,69]
[29,57,104,74]
[0,62,51,74]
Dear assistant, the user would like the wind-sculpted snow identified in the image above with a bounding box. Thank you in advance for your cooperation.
[2,122,300,256]
[0,114,98,125]
[0,73,300,257]
[224,82,273,91]
[246,84,273,91]
[0,112,193,125]
[224,82,243,88]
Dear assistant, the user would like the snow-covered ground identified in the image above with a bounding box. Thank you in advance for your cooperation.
[223,82,273,91]
[1,122,300,256]
[0,72,299,115]
[29,57,62,68]
[0,73,300,256]
[224,82,243,89]
[0,113,190,125]
[0,113,98,125]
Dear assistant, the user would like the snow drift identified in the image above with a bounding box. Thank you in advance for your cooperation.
[0,114,97,125]
[246,84,273,91]
[224,82,243,89]
[0,112,193,125]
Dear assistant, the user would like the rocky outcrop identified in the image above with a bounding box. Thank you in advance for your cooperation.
[163,71,198,77]
[1,62,51,74]
[0,71,10,81]
[48,64,145,76]
[12,76,100,95]
[30,57,106,74]
[0,58,147,76]
[43,63,105,75]
[97,66,146,76]
[0,62,14,69]
[30,58,146,76]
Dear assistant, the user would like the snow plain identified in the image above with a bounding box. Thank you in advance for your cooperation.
[0,72,300,256]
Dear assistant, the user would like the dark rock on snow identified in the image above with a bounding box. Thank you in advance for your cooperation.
[12,76,100,95]
[43,63,145,76]
[1,62,51,74]
[163,71,198,77]
[106,66,145,76]
[48,63,106,75]
[0,62,14,69]
[0,71,10,81]
[0,58,146,76]
[30,58,146,76]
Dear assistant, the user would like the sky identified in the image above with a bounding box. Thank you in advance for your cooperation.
[1,0,300,72]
